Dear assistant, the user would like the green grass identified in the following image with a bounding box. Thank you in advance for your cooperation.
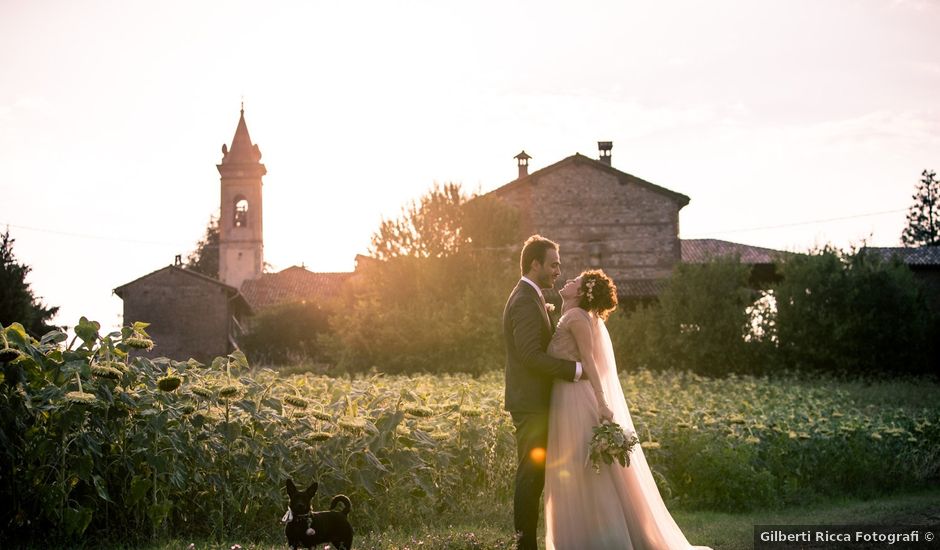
[671,484,940,550]
[116,485,940,550]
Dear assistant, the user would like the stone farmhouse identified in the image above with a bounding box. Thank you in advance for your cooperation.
[487,143,788,308]
[114,113,940,362]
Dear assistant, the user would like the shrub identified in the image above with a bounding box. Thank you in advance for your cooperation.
[772,244,932,376]
[609,256,764,376]
[327,250,517,374]
[240,301,331,366]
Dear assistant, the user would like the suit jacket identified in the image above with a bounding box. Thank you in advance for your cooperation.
[503,280,577,413]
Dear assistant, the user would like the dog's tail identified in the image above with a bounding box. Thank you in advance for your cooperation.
[330,494,351,516]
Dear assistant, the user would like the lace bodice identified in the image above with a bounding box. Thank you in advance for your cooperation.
[547,308,592,363]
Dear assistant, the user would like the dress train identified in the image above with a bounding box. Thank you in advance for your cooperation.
[545,313,712,550]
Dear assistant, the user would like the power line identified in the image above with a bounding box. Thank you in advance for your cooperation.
[1,221,194,247]
[683,207,908,238]
[4,205,911,245]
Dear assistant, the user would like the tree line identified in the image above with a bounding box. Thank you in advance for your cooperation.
[3,168,937,377]
[230,173,939,378]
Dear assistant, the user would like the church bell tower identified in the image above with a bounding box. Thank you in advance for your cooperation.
[217,106,266,290]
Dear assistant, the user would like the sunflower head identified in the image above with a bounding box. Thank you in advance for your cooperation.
[65,391,97,405]
[125,337,154,350]
[92,364,124,381]
[157,375,182,392]
[0,348,24,364]
[284,395,309,409]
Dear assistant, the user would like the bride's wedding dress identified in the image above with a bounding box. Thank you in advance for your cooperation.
[545,309,713,550]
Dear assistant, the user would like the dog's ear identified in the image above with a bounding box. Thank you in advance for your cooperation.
[305,481,318,496]
[287,479,298,497]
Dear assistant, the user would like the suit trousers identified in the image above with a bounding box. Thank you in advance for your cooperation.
[511,411,549,550]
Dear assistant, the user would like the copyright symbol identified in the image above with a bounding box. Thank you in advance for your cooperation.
[926,532,935,542]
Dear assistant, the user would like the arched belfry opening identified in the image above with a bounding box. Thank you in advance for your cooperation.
[234,196,249,228]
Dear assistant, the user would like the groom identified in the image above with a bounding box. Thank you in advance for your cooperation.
[503,235,582,550]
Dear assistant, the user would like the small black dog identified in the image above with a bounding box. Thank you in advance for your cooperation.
[283,479,353,550]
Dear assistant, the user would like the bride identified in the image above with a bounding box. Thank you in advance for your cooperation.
[544,269,713,550]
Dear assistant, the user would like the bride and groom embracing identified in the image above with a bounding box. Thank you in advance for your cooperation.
[503,235,713,550]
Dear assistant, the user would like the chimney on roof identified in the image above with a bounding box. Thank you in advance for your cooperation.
[598,141,612,166]
[514,150,531,179]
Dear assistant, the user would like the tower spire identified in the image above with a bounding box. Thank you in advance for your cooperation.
[222,104,261,164]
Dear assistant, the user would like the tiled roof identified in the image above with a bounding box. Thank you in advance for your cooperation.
[239,266,353,311]
[681,239,791,264]
[863,246,940,266]
[486,153,691,207]
[114,265,241,298]
[618,279,669,298]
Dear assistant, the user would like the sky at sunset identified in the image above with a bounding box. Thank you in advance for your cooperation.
[2,0,939,333]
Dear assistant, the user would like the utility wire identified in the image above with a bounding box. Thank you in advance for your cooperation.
[1,221,194,247]
[683,207,908,238]
[4,206,911,245]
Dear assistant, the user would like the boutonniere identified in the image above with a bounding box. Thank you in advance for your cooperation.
[545,302,556,313]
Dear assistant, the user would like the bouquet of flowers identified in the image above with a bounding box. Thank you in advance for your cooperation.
[588,420,640,474]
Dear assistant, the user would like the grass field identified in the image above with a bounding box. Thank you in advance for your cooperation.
[118,485,940,549]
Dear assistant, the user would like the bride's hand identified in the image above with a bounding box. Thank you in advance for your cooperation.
[597,400,615,423]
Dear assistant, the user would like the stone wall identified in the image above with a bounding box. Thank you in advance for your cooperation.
[120,268,234,363]
[490,156,684,284]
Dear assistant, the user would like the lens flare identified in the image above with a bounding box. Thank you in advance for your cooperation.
[530,447,546,464]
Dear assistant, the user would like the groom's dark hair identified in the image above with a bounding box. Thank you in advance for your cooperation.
[520,235,559,276]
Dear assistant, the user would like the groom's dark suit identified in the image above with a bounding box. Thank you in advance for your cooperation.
[503,279,577,550]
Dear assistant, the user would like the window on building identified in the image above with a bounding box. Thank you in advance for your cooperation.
[589,242,603,267]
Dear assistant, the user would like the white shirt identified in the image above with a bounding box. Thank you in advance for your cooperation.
[520,277,583,382]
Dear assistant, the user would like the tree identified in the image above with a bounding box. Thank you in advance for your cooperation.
[331,183,521,373]
[901,169,940,247]
[0,228,59,336]
[369,182,519,260]
[185,213,220,278]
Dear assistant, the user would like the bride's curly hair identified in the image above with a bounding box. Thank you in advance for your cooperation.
[578,269,618,320]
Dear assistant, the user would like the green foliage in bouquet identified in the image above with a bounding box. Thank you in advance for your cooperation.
[589,421,639,473]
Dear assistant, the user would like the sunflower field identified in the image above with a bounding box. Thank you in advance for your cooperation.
[1,319,937,545]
